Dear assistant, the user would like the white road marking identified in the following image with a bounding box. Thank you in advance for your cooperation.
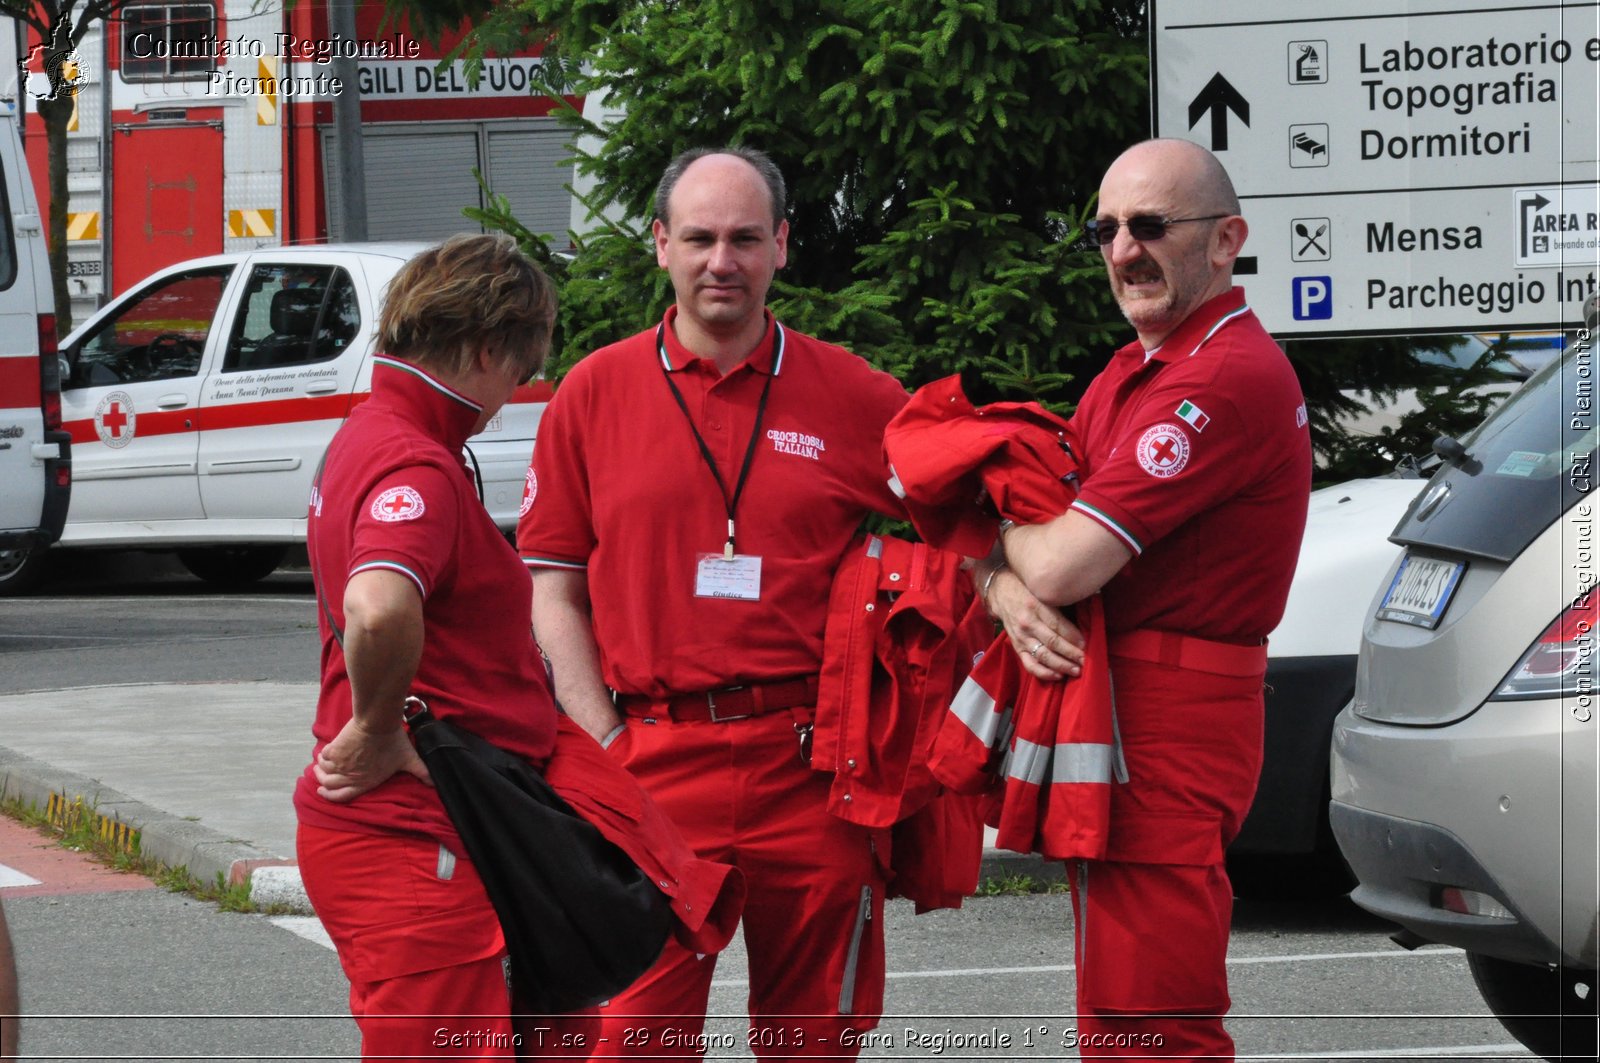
[0,864,42,888]
[268,915,335,951]
[267,927,1461,982]
[1231,946,1462,966]
[709,946,1462,988]
[270,926,1523,1057]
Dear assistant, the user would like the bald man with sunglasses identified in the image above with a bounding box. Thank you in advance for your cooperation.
[975,139,1311,1059]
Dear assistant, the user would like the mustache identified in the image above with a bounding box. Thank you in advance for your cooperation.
[1117,261,1163,282]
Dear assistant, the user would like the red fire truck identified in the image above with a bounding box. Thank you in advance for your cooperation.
[6,0,577,322]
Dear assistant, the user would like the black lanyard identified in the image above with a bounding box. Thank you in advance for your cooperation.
[657,321,783,559]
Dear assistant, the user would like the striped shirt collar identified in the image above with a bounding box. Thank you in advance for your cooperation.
[371,355,483,450]
[1133,287,1251,365]
[656,305,786,376]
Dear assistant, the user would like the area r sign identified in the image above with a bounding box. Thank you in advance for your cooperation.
[1151,0,1600,336]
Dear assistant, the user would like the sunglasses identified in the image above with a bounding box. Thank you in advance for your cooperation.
[1085,214,1230,246]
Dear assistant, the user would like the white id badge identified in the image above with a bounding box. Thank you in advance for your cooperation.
[694,554,762,600]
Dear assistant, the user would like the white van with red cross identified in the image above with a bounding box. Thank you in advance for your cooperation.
[0,107,70,585]
[0,243,548,594]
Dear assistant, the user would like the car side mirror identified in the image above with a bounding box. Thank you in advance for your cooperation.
[1432,434,1482,475]
[60,341,84,388]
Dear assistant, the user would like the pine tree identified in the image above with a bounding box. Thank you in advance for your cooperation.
[416,0,1504,475]
[449,0,1148,409]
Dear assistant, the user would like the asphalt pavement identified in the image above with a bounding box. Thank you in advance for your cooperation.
[0,681,312,906]
[0,582,1540,1059]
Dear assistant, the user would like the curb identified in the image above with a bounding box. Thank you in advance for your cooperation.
[979,847,1066,886]
[0,738,1061,917]
[238,849,1059,916]
[0,745,304,911]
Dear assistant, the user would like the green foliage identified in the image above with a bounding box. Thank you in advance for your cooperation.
[976,870,1069,895]
[397,0,1506,476]
[398,0,1149,407]
[153,868,274,914]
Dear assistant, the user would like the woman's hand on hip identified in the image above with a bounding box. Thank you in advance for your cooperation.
[314,716,433,803]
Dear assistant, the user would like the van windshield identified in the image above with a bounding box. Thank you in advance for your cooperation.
[1391,334,1597,562]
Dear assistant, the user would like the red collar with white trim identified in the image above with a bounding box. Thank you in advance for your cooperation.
[370,355,483,451]
[656,305,785,376]
[1120,287,1252,366]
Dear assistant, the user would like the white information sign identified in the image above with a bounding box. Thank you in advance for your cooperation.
[1152,1,1600,336]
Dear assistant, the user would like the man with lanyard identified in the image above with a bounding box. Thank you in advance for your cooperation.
[518,147,910,1057]
[976,138,1312,1058]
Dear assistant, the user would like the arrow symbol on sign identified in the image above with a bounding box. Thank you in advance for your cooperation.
[1188,73,1250,151]
[1520,192,1551,259]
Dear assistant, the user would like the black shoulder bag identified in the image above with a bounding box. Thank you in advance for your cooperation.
[401,697,672,1014]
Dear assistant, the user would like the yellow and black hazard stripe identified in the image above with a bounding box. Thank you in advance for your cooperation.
[45,792,140,856]
[257,56,278,125]
[66,211,99,241]
[227,208,276,238]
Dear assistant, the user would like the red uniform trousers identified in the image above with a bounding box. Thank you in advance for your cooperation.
[601,710,887,1060]
[297,824,597,1061]
[1067,649,1266,1061]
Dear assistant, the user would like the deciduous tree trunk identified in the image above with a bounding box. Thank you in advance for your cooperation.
[36,85,74,333]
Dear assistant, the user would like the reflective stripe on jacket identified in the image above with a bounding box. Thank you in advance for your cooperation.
[884,375,1122,861]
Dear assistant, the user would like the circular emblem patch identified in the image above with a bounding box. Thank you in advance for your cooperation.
[94,391,137,449]
[371,486,426,523]
[518,467,537,517]
[1136,423,1191,478]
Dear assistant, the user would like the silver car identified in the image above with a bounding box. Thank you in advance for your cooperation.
[1330,308,1598,1061]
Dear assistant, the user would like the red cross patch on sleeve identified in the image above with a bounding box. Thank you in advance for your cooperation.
[1136,423,1191,479]
[519,467,537,517]
[371,485,427,522]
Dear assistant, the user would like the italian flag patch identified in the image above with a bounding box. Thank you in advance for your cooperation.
[1175,400,1210,432]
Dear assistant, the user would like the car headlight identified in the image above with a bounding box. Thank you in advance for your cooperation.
[1491,597,1598,700]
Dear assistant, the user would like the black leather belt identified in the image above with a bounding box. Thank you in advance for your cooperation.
[616,675,819,723]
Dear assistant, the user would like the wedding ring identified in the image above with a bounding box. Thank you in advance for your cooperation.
[1028,640,1045,659]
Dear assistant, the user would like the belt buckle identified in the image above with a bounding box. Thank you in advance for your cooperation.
[706,686,751,723]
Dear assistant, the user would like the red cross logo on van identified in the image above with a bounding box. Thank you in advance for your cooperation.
[94,391,136,449]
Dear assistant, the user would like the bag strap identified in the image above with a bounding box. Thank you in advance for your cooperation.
[308,448,345,647]
[402,695,433,732]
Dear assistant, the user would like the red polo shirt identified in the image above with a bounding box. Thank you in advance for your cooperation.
[296,356,559,843]
[1068,288,1311,642]
[519,307,908,698]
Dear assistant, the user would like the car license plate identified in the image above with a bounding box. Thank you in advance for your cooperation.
[1377,555,1466,629]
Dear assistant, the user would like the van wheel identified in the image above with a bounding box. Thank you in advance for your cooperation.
[1468,952,1598,1060]
[177,545,289,588]
[0,542,51,596]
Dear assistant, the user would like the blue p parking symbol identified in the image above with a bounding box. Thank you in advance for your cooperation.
[1292,276,1333,320]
